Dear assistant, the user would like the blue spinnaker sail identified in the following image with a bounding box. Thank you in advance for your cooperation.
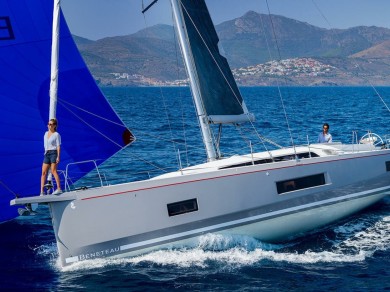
[0,0,133,222]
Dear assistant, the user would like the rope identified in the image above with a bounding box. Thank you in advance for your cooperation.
[58,98,127,127]
[58,100,125,148]
[59,96,171,172]
[0,179,19,198]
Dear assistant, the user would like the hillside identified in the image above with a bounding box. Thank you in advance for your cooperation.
[73,11,390,86]
[351,40,390,58]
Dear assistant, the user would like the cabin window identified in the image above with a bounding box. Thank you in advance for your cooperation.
[167,198,198,217]
[386,161,390,172]
[273,152,319,162]
[219,152,319,170]
[276,173,326,194]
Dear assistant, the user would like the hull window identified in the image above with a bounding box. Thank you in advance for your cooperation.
[277,173,326,194]
[167,198,198,217]
[386,161,390,171]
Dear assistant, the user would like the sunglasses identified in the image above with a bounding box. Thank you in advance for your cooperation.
[48,123,55,126]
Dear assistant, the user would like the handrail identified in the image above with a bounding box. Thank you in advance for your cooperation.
[64,160,104,191]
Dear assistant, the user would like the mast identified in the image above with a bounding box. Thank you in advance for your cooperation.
[170,0,218,161]
[47,0,61,183]
[49,0,61,119]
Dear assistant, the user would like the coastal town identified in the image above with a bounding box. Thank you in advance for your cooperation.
[108,57,336,86]
[232,58,335,79]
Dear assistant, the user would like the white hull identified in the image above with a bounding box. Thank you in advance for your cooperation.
[12,144,390,266]
[108,190,388,262]
[12,0,389,269]
[222,190,388,240]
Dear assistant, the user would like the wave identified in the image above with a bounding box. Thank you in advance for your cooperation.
[35,200,390,272]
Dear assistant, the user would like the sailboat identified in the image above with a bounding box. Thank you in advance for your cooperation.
[0,0,133,222]
[11,0,390,267]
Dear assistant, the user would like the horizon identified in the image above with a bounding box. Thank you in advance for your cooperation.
[61,0,390,41]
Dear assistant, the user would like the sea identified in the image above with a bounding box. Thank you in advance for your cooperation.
[1,86,390,291]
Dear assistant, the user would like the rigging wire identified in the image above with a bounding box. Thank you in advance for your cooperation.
[170,6,191,166]
[143,1,190,169]
[235,123,283,149]
[58,98,128,128]
[58,98,171,176]
[180,3,244,110]
[180,1,281,156]
[159,87,182,167]
[60,95,208,167]
[64,116,170,173]
[141,1,195,170]
[171,1,218,160]
[311,0,390,113]
[57,97,183,174]
[263,0,298,157]
[0,179,19,198]
[141,0,149,28]
[58,91,273,168]
[58,100,126,149]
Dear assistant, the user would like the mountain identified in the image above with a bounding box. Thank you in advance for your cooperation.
[73,11,390,86]
[76,24,186,85]
[72,35,95,46]
[216,11,390,66]
[351,40,390,58]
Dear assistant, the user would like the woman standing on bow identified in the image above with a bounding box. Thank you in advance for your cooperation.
[40,118,62,195]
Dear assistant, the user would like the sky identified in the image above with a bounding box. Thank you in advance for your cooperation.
[61,0,390,40]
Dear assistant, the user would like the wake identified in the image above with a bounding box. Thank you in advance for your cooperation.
[37,200,390,271]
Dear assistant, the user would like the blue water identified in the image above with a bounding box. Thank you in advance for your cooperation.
[1,87,390,290]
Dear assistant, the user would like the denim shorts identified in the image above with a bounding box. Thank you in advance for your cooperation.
[43,150,58,164]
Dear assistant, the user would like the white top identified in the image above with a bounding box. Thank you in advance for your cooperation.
[317,132,332,143]
[44,131,61,152]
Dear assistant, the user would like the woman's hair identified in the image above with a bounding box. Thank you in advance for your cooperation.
[49,118,58,131]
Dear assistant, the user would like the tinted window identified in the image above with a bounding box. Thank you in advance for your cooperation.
[220,153,319,170]
[167,198,198,217]
[386,161,390,172]
[277,173,326,194]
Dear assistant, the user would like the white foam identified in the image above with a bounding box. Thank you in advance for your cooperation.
[55,233,370,271]
[33,242,58,256]
[195,233,281,251]
[33,242,60,269]
[49,210,390,271]
[59,247,367,272]
[333,215,390,255]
